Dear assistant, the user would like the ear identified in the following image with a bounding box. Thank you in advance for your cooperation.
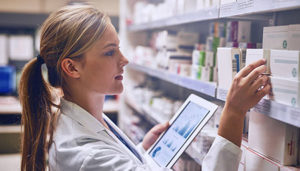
[61,58,81,79]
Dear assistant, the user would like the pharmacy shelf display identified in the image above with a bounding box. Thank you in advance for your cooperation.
[127,63,217,97]
[128,63,300,128]
[128,0,300,32]
[128,7,219,32]
[124,93,206,166]
[219,0,300,18]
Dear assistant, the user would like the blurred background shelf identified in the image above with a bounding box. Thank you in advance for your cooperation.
[127,63,217,97]
[219,0,300,18]
[128,7,219,32]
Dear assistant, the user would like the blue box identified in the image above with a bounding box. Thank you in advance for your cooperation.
[0,66,16,94]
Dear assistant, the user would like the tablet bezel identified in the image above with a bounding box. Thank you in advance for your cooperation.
[147,94,218,168]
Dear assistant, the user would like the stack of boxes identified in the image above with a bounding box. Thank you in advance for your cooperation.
[263,24,300,108]
[192,22,225,82]
[244,24,300,170]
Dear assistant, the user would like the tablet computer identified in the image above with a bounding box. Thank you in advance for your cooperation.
[147,94,218,168]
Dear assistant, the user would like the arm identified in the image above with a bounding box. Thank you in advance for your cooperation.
[218,59,271,147]
[202,59,271,171]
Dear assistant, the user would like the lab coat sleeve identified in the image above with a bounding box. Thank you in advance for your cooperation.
[80,145,171,171]
[202,135,242,171]
[136,143,146,155]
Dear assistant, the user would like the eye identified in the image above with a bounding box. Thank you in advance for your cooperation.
[105,50,115,56]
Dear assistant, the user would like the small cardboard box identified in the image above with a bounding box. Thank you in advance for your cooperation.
[217,47,242,90]
[248,111,299,165]
[270,50,300,80]
[263,25,289,50]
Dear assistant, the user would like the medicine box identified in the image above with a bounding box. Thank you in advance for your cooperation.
[226,21,251,43]
[248,111,299,165]
[245,147,281,171]
[270,77,300,107]
[288,24,300,51]
[270,50,299,80]
[246,49,271,74]
[263,25,289,50]
[217,47,242,90]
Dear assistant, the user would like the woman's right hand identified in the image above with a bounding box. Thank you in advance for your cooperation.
[225,59,271,117]
[218,59,271,147]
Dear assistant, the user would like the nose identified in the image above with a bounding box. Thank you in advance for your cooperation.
[120,51,129,67]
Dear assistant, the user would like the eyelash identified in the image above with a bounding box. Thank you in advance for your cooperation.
[105,50,115,56]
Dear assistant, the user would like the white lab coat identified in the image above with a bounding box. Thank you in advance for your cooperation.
[49,98,242,171]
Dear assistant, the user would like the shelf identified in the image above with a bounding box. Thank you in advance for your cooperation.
[217,88,300,128]
[124,93,167,125]
[0,96,22,114]
[0,125,21,134]
[127,63,217,97]
[127,1,300,31]
[219,0,300,18]
[127,7,219,31]
[103,100,119,113]
[253,99,300,128]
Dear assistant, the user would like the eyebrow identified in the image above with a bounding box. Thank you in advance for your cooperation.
[103,43,118,49]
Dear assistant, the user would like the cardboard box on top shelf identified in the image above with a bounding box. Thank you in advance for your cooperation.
[263,25,289,50]
[288,24,300,51]
[246,49,271,74]
[248,111,299,165]
[270,77,300,107]
[226,21,251,43]
[217,47,242,90]
[270,50,299,80]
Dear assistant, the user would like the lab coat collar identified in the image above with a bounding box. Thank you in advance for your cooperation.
[60,98,106,133]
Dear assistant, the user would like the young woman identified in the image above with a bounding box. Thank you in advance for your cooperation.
[19,5,270,171]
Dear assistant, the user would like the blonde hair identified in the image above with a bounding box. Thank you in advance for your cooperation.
[18,5,109,171]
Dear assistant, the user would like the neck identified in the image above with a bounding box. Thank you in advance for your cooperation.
[63,89,106,125]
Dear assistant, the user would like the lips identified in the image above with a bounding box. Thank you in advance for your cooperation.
[115,75,123,80]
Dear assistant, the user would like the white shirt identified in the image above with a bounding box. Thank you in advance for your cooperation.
[49,98,242,171]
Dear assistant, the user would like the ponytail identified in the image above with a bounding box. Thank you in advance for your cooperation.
[19,57,56,171]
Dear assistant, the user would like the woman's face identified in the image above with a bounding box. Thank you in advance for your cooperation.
[77,23,128,95]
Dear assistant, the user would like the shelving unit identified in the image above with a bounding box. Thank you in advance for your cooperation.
[127,63,217,97]
[119,0,300,168]
[128,63,300,128]
[128,7,219,31]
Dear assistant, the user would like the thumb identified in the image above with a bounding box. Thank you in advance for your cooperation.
[151,122,169,135]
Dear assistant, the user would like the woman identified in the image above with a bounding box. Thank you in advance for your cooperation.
[18,5,270,171]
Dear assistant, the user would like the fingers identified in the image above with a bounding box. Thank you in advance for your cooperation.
[244,65,267,85]
[250,75,269,93]
[151,122,169,135]
[255,83,271,100]
[237,59,266,78]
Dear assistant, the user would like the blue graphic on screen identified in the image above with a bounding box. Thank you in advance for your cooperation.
[149,102,209,167]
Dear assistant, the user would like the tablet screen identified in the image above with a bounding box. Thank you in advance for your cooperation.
[149,101,209,167]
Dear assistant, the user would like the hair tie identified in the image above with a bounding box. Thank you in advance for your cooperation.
[37,54,45,64]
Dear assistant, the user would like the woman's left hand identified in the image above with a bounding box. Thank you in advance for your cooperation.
[142,122,169,150]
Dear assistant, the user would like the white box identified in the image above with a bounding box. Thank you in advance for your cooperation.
[205,51,214,67]
[217,47,242,90]
[270,77,300,107]
[245,148,281,171]
[246,49,271,74]
[0,35,8,65]
[248,111,299,165]
[280,166,300,171]
[263,26,289,50]
[288,24,300,50]
[288,24,300,51]
[9,35,33,60]
[270,50,300,80]
[177,31,199,46]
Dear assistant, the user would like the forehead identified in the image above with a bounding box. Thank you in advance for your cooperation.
[97,23,119,46]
